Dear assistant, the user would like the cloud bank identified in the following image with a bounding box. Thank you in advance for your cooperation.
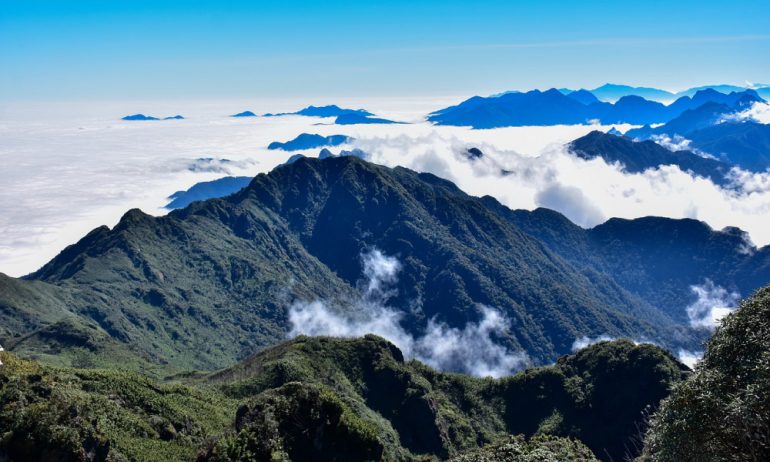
[349,131,770,249]
[721,101,770,124]
[686,279,739,330]
[288,248,529,378]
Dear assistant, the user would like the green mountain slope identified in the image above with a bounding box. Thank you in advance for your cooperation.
[1,157,690,372]
[0,337,686,461]
[496,205,770,322]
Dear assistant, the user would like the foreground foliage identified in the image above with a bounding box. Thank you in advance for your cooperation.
[447,435,598,462]
[641,286,770,461]
[0,336,686,461]
[0,352,237,461]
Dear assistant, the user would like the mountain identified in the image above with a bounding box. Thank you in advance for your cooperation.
[665,89,762,116]
[1,156,704,373]
[165,176,252,209]
[685,121,770,172]
[230,111,256,117]
[625,91,770,171]
[164,115,185,120]
[264,105,374,118]
[427,88,761,128]
[569,131,730,183]
[428,89,593,128]
[334,113,401,125]
[594,95,668,124]
[498,206,770,322]
[641,285,770,461]
[626,102,738,139]
[122,114,159,121]
[674,84,752,98]
[0,335,687,462]
[565,89,600,105]
[267,133,351,151]
[589,84,675,103]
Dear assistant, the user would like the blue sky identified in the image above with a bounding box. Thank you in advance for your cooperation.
[1,0,769,101]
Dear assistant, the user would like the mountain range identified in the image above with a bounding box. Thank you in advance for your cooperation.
[626,94,770,172]
[560,83,770,102]
[428,88,763,128]
[3,155,770,377]
[570,131,731,183]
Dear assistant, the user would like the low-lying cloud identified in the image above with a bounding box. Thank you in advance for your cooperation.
[720,101,770,124]
[571,334,617,352]
[288,248,529,378]
[348,130,770,250]
[676,349,702,369]
[686,279,739,330]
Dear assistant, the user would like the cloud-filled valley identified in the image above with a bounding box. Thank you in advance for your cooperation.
[2,97,770,279]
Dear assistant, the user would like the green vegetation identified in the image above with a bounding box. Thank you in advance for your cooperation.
[1,157,709,374]
[640,286,770,461]
[0,337,685,461]
[203,335,684,461]
[447,435,598,462]
[0,351,237,461]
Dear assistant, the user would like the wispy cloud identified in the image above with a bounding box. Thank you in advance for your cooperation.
[288,248,529,378]
[686,279,739,330]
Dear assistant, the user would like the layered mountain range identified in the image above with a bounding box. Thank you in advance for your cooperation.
[428,88,763,128]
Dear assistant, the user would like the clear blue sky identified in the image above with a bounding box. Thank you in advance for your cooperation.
[1,0,769,101]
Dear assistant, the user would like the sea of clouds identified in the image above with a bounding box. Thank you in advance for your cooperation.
[2,97,770,283]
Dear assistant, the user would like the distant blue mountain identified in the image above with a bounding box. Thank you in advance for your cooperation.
[627,102,739,140]
[570,131,730,183]
[123,114,185,121]
[231,111,257,117]
[589,84,676,102]
[565,89,600,105]
[625,92,770,172]
[666,89,762,116]
[428,88,763,129]
[685,122,770,172]
[263,105,374,118]
[122,114,160,121]
[334,113,401,125]
[165,176,252,209]
[267,133,351,151]
[674,85,751,98]
[429,89,590,128]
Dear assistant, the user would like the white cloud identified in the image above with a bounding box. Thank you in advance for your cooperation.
[720,101,770,124]
[535,184,605,227]
[677,349,702,369]
[347,131,770,254]
[650,134,716,159]
[571,334,658,353]
[3,98,770,280]
[571,335,616,352]
[686,279,739,330]
[288,248,529,378]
